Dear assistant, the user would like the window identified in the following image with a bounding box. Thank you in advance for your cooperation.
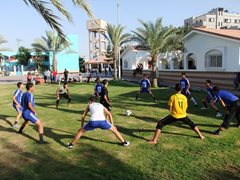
[123,60,128,69]
[209,18,215,22]
[224,19,231,23]
[235,19,240,24]
[205,50,223,69]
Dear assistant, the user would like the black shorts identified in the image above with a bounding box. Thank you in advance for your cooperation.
[156,115,196,130]
[100,100,112,111]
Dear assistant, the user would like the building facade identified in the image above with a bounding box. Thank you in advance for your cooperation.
[184,7,240,29]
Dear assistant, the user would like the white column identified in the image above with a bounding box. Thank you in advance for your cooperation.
[21,65,24,74]
[13,65,16,74]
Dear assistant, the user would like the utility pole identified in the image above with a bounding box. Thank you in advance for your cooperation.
[117,0,121,79]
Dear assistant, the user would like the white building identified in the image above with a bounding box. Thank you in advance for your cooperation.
[184,7,240,29]
[184,27,240,72]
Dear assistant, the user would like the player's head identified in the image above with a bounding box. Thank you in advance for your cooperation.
[26,82,34,92]
[175,83,182,92]
[181,72,186,78]
[95,77,100,83]
[102,79,108,86]
[212,86,220,93]
[63,82,68,87]
[88,96,97,103]
[17,82,23,88]
[206,80,212,87]
[143,74,147,79]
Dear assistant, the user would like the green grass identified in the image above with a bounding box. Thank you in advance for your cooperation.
[0,81,240,180]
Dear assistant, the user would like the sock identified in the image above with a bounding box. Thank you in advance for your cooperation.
[39,134,44,143]
[13,121,18,125]
[191,97,197,105]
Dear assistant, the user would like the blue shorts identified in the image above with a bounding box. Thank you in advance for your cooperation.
[22,110,39,124]
[13,104,23,112]
[83,120,112,131]
[182,90,191,96]
[141,88,150,93]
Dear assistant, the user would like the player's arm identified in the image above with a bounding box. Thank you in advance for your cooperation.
[66,88,71,97]
[56,88,60,99]
[104,108,113,125]
[218,98,228,113]
[28,102,37,114]
[12,95,20,107]
[81,105,89,127]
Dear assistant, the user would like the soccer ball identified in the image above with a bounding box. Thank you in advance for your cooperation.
[126,110,132,116]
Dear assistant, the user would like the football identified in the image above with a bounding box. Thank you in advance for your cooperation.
[126,110,132,116]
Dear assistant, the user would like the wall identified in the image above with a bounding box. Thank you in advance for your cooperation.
[184,33,240,71]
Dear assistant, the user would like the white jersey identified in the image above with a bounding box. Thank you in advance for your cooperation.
[89,102,105,121]
[58,86,67,94]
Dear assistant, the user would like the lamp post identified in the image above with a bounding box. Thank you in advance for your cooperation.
[117,0,121,79]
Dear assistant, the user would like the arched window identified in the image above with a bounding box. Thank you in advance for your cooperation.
[186,53,197,69]
[205,50,222,68]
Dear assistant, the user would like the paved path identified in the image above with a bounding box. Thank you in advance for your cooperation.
[0,75,26,84]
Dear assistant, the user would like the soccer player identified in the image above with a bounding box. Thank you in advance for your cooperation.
[135,74,156,102]
[100,79,111,111]
[12,82,24,128]
[18,82,45,143]
[67,96,130,149]
[94,77,103,98]
[212,86,240,135]
[180,72,198,106]
[149,83,205,144]
[56,82,72,109]
[200,80,222,117]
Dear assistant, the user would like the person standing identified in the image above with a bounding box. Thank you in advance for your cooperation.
[64,69,69,83]
[46,69,51,83]
[135,74,156,102]
[67,96,130,149]
[149,83,205,144]
[12,82,24,128]
[212,86,240,135]
[100,79,112,111]
[94,77,103,98]
[56,82,72,109]
[18,82,45,144]
[180,72,198,106]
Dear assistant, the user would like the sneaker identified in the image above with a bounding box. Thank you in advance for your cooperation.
[216,112,222,117]
[212,129,221,135]
[200,107,208,110]
[153,97,157,103]
[12,124,19,129]
[122,141,130,147]
[67,143,74,149]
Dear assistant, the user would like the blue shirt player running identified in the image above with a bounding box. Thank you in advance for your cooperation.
[180,73,198,106]
[94,77,103,97]
[18,82,45,144]
[12,82,24,128]
[67,96,130,149]
[200,80,222,117]
[212,86,240,135]
[135,74,156,102]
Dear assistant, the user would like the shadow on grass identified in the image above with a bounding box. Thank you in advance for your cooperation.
[0,114,14,127]
[0,139,145,179]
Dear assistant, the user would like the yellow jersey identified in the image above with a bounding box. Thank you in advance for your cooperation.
[168,93,188,118]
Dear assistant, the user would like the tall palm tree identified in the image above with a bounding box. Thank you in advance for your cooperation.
[0,35,7,51]
[132,18,175,87]
[106,24,131,79]
[23,0,94,45]
[31,31,68,71]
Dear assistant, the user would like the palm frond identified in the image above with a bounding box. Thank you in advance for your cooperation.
[50,0,73,22]
[72,0,94,18]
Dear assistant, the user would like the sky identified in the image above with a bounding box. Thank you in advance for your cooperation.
[0,0,240,58]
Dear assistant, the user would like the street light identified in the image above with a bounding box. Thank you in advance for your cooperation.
[117,0,121,79]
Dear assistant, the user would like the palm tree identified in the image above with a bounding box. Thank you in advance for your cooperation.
[132,18,175,87]
[0,35,7,51]
[31,31,68,71]
[106,24,131,79]
[23,0,93,45]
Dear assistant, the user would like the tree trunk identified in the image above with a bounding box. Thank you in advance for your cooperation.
[151,56,158,87]
[53,55,57,72]
[113,49,118,80]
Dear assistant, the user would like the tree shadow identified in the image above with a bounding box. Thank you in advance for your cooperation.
[0,114,15,127]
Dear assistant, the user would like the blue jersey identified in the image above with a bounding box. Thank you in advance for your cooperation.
[214,90,239,105]
[13,89,23,105]
[95,83,103,94]
[21,92,35,112]
[180,78,190,92]
[206,87,214,99]
[140,79,150,89]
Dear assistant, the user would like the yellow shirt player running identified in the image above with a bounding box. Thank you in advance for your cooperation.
[149,83,205,145]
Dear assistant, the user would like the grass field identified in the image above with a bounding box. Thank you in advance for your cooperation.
[0,81,240,180]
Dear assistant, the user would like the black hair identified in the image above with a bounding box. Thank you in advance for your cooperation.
[17,82,23,88]
[26,82,34,91]
[143,74,147,77]
[63,82,68,86]
[181,72,186,76]
[102,79,108,85]
[212,86,219,92]
[88,96,97,102]
[175,83,182,92]
[206,80,212,84]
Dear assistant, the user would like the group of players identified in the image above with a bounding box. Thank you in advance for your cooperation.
[11,72,240,148]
